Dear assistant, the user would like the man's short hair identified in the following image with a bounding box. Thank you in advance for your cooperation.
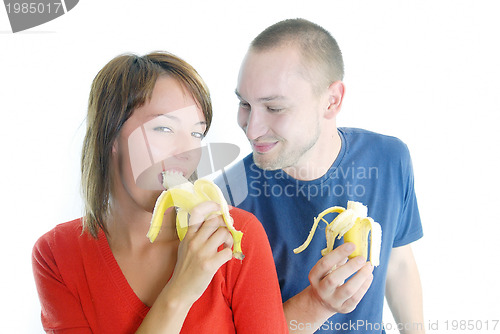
[250,18,344,93]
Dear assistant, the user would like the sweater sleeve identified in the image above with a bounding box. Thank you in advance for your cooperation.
[227,209,288,333]
[32,230,92,333]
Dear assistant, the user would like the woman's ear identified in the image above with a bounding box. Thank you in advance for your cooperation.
[112,139,118,154]
[324,81,345,119]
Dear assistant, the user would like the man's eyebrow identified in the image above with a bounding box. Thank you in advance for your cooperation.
[235,89,244,100]
[258,95,286,102]
[234,89,286,102]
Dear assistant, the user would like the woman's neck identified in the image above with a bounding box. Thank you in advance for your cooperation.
[106,195,178,253]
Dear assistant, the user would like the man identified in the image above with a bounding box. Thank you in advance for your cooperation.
[216,18,424,333]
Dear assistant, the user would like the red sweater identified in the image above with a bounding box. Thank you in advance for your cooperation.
[32,208,288,333]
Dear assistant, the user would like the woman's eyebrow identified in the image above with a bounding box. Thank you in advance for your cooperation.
[146,113,177,120]
[147,114,206,126]
[159,114,179,121]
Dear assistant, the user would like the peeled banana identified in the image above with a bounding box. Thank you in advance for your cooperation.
[293,201,381,266]
[147,171,244,260]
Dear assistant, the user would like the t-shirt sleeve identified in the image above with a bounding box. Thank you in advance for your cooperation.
[32,231,92,333]
[393,144,424,247]
[226,210,288,333]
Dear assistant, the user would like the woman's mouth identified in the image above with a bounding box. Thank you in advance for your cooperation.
[158,169,185,188]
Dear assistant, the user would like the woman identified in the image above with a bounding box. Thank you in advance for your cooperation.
[32,52,288,333]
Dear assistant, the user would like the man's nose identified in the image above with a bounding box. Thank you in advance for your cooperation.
[244,109,268,140]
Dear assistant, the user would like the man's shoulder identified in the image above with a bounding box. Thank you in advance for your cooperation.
[214,154,255,207]
[340,127,406,144]
[340,127,410,157]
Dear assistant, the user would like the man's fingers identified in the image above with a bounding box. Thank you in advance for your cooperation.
[309,242,356,285]
[308,255,373,314]
[317,256,365,294]
[338,263,374,312]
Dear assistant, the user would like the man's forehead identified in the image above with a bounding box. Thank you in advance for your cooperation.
[235,89,287,102]
[246,44,302,64]
[237,49,311,100]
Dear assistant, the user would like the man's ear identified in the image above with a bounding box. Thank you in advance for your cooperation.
[324,81,345,119]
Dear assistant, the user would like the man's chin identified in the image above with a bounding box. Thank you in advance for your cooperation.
[252,152,284,171]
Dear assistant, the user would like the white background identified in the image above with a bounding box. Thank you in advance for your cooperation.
[1,1,500,333]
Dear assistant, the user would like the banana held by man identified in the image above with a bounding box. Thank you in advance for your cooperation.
[293,201,381,266]
[147,171,244,260]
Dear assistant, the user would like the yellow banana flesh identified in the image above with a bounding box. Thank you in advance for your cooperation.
[293,201,381,266]
[147,172,244,260]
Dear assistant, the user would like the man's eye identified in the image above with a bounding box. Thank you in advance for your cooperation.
[267,107,283,113]
[154,126,172,133]
[239,101,250,110]
[192,132,204,139]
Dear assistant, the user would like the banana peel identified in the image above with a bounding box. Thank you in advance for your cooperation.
[147,171,244,260]
[293,201,381,266]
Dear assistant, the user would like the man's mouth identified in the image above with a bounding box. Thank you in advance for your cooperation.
[252,141,278,154]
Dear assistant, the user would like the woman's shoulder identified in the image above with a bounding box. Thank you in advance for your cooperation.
[226,206,272,261]
[35,219,84,246]
[32,218,96,262]
[228,207,265,236]
[32,218,101,283]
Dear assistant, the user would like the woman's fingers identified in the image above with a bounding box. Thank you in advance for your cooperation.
[204,223,234,251]
[169,201,234,303]
[185,201,221,235]
[183,200,234,257]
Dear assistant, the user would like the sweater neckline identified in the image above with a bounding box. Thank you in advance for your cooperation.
[96,228,151,317]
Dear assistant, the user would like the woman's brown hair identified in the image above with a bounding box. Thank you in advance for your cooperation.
[81,51,212,238]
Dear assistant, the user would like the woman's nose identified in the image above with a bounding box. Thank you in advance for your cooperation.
[171,133,200,160]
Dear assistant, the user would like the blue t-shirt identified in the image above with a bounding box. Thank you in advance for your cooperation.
[215,127,423,333]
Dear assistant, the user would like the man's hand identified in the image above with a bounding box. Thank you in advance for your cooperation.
[284,242,374,333]
[309,242,374,313]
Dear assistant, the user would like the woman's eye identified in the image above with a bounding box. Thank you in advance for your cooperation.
[154,126,172,133]
[191,132,204,139]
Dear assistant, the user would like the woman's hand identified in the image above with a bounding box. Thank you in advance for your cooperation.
[136,201,233,334]
[167,201,234,305]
